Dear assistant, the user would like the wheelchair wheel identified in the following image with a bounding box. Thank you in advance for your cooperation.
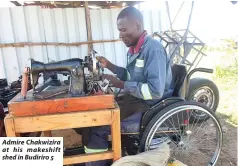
[187,78,219,123]
[140,101,223,166]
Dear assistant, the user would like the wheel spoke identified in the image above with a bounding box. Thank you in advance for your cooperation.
[144,103,222,166]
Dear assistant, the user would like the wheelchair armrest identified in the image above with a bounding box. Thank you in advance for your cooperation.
[150,97,185,110]
[140,97,185,133]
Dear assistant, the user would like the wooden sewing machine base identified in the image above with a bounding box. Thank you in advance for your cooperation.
[4,91,121,165]
[8,91,115,117]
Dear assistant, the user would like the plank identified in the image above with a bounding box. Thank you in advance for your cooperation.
[84,1,93,54]
[8,92,115,117]
[43,131,52,137]
[4,115,16,137]
[13,109,113,133]
[111,108,121,161]
[63,151,113,165]
[0,39,122,48]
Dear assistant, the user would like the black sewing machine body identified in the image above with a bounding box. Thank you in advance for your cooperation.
[31,58,86,97]
[29,53,108,99]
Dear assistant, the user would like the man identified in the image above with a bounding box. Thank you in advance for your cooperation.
[84,6,174,166]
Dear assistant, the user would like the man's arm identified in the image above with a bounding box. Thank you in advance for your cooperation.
[97,56,128,81]
[107,63,128,81]
[124,49,167,100]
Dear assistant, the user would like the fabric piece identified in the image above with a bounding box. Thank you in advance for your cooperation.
[84,146,108,154]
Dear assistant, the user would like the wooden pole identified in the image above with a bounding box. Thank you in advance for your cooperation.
[0,39,121,48]
[84,1,93,55]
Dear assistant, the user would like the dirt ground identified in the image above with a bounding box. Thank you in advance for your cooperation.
[213,80,238,166]
[215,115,237,166]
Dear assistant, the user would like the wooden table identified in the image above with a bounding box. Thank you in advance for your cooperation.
[4,92,122,165]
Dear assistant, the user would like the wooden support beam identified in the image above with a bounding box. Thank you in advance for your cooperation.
[0,39,121,48]
[43,131,52,137]
[8,92,115,117]
[4,116,16,137]
[13,110,113,133]
[111,109,121,161]
[63,151,114,165]
[84,1,93,55]
[10,1,22,6]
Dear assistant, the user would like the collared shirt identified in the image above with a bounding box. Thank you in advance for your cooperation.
[114,33,174,105]
[129,30,147,54]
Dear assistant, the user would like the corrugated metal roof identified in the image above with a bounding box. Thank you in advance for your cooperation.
[0,6,168,83]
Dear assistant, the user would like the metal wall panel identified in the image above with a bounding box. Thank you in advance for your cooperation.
[0,6,168,83]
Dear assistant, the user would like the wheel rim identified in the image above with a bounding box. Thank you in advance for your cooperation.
[144,105,222,166]
[192,86,215,117]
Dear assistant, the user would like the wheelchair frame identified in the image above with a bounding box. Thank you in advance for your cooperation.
[120,65,218,156]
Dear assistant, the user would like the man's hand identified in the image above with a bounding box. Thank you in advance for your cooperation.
[103,74,124,89]
[96,56,115,72]
[96,56,109,68]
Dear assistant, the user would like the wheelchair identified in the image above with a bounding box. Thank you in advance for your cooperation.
[116,64,223,166]
[69,64,223,166]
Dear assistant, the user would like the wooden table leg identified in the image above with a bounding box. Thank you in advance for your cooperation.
[16,133,21,136]
[43,131,52,137]
[111,109,121,161]
[4,115,16,137]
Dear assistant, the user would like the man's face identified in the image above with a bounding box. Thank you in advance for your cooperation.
[117,17,140,47]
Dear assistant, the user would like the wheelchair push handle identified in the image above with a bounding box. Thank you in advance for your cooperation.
[187,67,213,81]
[190,68,213,74]
[195,68,213,73]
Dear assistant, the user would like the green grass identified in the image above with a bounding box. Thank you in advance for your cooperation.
[212,60,238,126]
[214,65,238,82]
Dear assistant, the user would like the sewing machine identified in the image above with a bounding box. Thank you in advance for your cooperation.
[20,50,111,100]
[6,50,115,117]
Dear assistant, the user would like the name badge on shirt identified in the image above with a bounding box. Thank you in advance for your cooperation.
[135,59,144,68]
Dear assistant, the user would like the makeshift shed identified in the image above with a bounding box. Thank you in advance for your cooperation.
[0,1,169,83]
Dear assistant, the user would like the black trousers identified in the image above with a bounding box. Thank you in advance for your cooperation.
[74,94,150,145]
[115,94,150,120]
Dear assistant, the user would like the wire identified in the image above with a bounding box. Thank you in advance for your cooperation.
[171,2,185,29]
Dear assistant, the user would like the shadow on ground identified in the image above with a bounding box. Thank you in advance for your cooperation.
[215,114,237,166]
